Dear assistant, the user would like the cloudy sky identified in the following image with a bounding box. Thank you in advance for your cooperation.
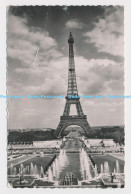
[7,6,124,129]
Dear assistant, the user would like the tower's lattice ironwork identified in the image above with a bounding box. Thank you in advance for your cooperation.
[54,33,90,137]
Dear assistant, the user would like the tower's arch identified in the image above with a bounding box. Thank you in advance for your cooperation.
[58,123,88,137]
[55,115,90,138]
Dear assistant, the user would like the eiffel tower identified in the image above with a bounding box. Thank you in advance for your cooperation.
[54,33,90,138]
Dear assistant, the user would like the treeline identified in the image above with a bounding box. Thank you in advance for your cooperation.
[8,126,125,145]
[87,126,124,145]
[8,129,55,143]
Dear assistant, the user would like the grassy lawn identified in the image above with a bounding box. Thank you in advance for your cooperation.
[109,153,124,160]
[8,154,55,175]
[90,154,124,173]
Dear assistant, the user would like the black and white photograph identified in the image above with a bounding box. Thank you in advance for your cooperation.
[6,5,125,188]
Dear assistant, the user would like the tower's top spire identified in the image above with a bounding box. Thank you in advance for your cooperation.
[68,32,74,43]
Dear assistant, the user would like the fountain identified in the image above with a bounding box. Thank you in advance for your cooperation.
[30,162,34,175]
[63,149,66,155]
[10,163,13,175]
[80,154,84,179]
[84,169,86,180]
[48,167,53,181]
[85,158,92,179]
[13,167,17,175]
[59,149,63,156]
[94,164,98,176]
[116,160,120,173]
[26,165,30,173]
[102,160,123,187]
[55,158,59,172]
[104,161,110,174]
[57,149,68,173]
[20,163,24,172]
[100,164,104,174]
[40,166,44,178]
[79,148,92,180]
[52,161,56,179]
[58,149,67,167]
[45,148,69,182]
[34,164,39,175]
